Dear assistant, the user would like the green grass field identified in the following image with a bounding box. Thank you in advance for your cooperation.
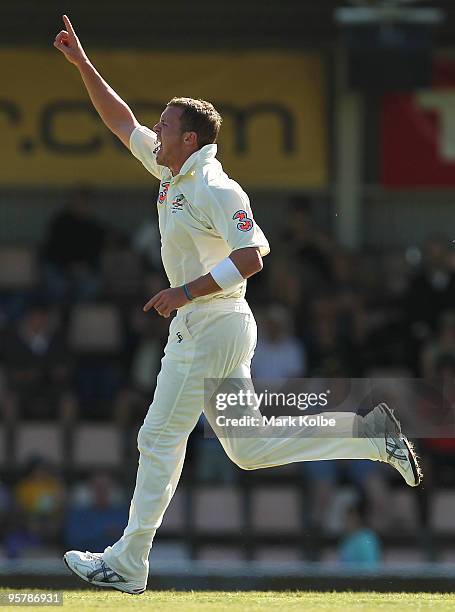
[1,590,454,611]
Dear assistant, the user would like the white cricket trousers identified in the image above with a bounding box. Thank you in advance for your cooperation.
[102,298,379,587]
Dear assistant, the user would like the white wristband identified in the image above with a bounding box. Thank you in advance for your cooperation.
[210,257,244,290]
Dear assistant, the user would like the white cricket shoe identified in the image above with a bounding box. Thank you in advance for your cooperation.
[362,402,422,487]
[63,550,145,595]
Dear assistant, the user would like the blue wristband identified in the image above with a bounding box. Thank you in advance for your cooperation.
[182,284,194,301]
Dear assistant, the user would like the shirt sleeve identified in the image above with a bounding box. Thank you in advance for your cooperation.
[129,125,163,180]
[205,183,270,257]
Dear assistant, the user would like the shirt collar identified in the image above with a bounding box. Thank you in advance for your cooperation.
[174,144,217,179]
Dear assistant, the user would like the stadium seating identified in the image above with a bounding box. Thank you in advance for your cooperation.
[15,423,62,466]
[431,491,455,532]
[254,547,301,562]
[193,486,243,533]
[73,423,122,468]
[251,487,301,533]
[160,487,186,532]
[198,546,244,561]
[67,304,123,353]
[0,246,37,290]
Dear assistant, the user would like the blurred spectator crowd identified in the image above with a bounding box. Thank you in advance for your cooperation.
[0,457,128,560]
[1,189,455,562]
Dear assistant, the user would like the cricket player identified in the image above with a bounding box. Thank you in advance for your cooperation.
[55,15,421,595]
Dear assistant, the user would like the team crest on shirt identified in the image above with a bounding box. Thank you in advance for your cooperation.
[171,194,186,213]
[158,181,170,204]
[233,209,253,231]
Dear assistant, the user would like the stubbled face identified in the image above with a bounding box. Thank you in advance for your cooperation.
[153,106,186,168]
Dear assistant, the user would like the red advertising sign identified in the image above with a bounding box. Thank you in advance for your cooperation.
[381,59,455,188]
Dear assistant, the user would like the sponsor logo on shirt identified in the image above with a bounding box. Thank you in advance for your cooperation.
[171,194,186,212]
[233,209,253,231]
[158,181,170,204]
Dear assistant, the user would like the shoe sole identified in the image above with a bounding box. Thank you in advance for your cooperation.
[63,555,145,595]
[379,402,422,487]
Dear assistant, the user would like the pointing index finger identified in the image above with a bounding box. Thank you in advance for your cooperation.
[143,292,161,312]
[62,14,76,38]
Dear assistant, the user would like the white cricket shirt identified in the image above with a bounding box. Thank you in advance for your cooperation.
[130,125,270,302]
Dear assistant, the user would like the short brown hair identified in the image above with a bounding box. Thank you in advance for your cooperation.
[167,97,222,148]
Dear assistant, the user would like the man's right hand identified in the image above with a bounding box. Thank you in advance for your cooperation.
[54,14,87,67]
[53,13,139,148]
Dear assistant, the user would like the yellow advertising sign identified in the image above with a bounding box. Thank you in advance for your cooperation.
[1,50,327,188]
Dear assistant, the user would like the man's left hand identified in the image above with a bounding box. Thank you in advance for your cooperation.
[143,287,189,317]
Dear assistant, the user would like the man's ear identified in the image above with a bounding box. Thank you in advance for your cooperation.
[183,131,198,147]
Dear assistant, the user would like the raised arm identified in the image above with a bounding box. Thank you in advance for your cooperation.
[53,14,139,148]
